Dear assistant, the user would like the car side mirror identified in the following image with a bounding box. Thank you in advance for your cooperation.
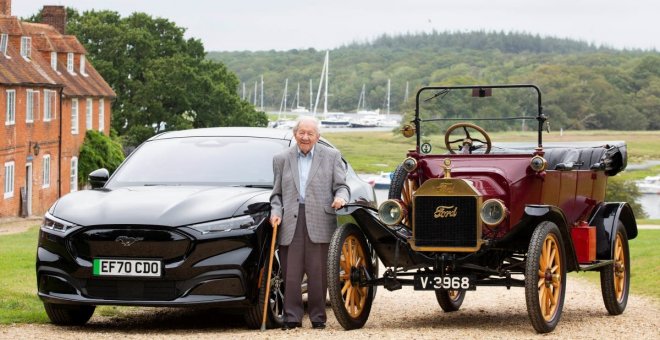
[88,168,110,189]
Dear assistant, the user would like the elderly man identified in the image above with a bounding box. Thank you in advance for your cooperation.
[269,116,349,330]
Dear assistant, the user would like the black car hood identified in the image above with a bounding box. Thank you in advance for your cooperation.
[51,186,271,227]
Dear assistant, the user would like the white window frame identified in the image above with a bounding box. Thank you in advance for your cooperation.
[86,97,93,130]
[4,161,14,199]
[67,52,74,73]
[80,54,87,76]
[70,157,78,192]
[71,98,79,134]
[43,90,56,122]
[0,33,8,56]
[98,98,105,132]
[42,155,51,188]
[20,36,31,59]
[5,89,15,125]
[51,51,57,70]
[26,89,39,123]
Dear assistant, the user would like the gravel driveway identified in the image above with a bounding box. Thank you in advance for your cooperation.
[2,277,658,339]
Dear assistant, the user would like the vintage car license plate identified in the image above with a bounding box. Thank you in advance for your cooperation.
[413,274,476,290]
[92,258,161,277]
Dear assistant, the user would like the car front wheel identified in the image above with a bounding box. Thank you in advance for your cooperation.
[524,221,566,333]
[43,302,95,326]
[327,224,375,330]
[244,248,285,329]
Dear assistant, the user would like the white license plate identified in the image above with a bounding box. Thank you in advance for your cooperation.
[93,258,162,277]
[413,274,476,290]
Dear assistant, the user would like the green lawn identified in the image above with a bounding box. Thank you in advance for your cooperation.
[574,229,660,302]
[0,227,48,323]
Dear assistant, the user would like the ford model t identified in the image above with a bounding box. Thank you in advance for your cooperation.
[329,84,636,333]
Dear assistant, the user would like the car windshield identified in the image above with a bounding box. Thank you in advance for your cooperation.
[416,85,542,139]
[106,136,290,188]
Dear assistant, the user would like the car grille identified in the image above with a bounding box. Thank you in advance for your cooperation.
[413,196,478,249]
[85,279,178,301]
[68,227,192,262]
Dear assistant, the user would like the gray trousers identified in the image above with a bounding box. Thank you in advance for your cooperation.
[279,204,329,324]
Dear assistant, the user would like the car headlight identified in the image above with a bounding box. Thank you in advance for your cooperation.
[378,199,407,226]
[41,213,80,235]
[402,157,418,173]
[480,199,507,226]
[189,213,267,234]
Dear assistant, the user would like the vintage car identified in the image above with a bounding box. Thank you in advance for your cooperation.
[329,84,636,333]
[36,127,376,328]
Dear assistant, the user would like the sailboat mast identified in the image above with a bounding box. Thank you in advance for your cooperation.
[253,81,258,106]
[309,78,313,111]
[260,75,264,111]
[313,51,328,116]
[323,51,329,114]
[387,78,391,117]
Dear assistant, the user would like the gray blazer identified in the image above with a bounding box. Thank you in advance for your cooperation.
[270,143,350,245]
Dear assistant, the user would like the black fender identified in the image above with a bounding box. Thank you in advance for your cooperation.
[496,205,579,272]
[588,202,637,260]
[336,205,427,268]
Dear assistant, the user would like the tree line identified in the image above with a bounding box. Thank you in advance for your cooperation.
[208,31,660,131]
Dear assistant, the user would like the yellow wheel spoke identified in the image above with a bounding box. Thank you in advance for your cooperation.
[341,280,351,294]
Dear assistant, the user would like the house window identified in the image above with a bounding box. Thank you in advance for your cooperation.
[98,99,105,132]
[26,89,39,123]
[71,98,79,134]
[43,155,51,188]
[3,161,14,199]
[0,33,8,56]
[67,52,74,73]
[20,36,31,59]
[70,157,78,192]
[44,90,56,121]
[5,89,15,125]
[80,55,86,75]
[51,51,57,70]
[86,98,93,130]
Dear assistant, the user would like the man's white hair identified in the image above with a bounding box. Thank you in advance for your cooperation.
[293,116,321,135]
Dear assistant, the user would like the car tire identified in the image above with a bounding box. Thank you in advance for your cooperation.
[327,224,375,330]
[435,289,466,312]
[244,248,285,329]
[43,302,95,326]
[524,221,566,333]
[600,221,630,315]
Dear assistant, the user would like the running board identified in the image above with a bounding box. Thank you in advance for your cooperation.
[577,260,614,271]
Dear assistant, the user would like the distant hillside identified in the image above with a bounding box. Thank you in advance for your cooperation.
[207,31,659,130]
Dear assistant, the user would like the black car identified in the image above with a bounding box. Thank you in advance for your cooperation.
[36,127,376,328]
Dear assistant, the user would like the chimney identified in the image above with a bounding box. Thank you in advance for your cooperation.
[0,0,11,17]
[42,5,67,34]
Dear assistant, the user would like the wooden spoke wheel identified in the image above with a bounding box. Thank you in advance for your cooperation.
[388,164,418,228]
[244,248,285,329]
[328,224,375,330]
[600,221,630,315]
[435,289,466,312]
[525,222,566,333]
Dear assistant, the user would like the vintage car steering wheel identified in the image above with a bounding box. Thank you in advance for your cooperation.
[444,123,492,154]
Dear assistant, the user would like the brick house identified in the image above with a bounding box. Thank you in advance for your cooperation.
[0,1,115,217]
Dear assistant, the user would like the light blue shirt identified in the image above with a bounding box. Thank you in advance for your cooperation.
[297,145,315,203]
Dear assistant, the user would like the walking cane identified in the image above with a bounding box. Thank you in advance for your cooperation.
[260,220,278,331]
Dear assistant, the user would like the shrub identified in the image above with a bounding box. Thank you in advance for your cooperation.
[78,130,125,186]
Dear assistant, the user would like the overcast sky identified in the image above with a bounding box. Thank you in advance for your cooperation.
[12,0,659,52]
